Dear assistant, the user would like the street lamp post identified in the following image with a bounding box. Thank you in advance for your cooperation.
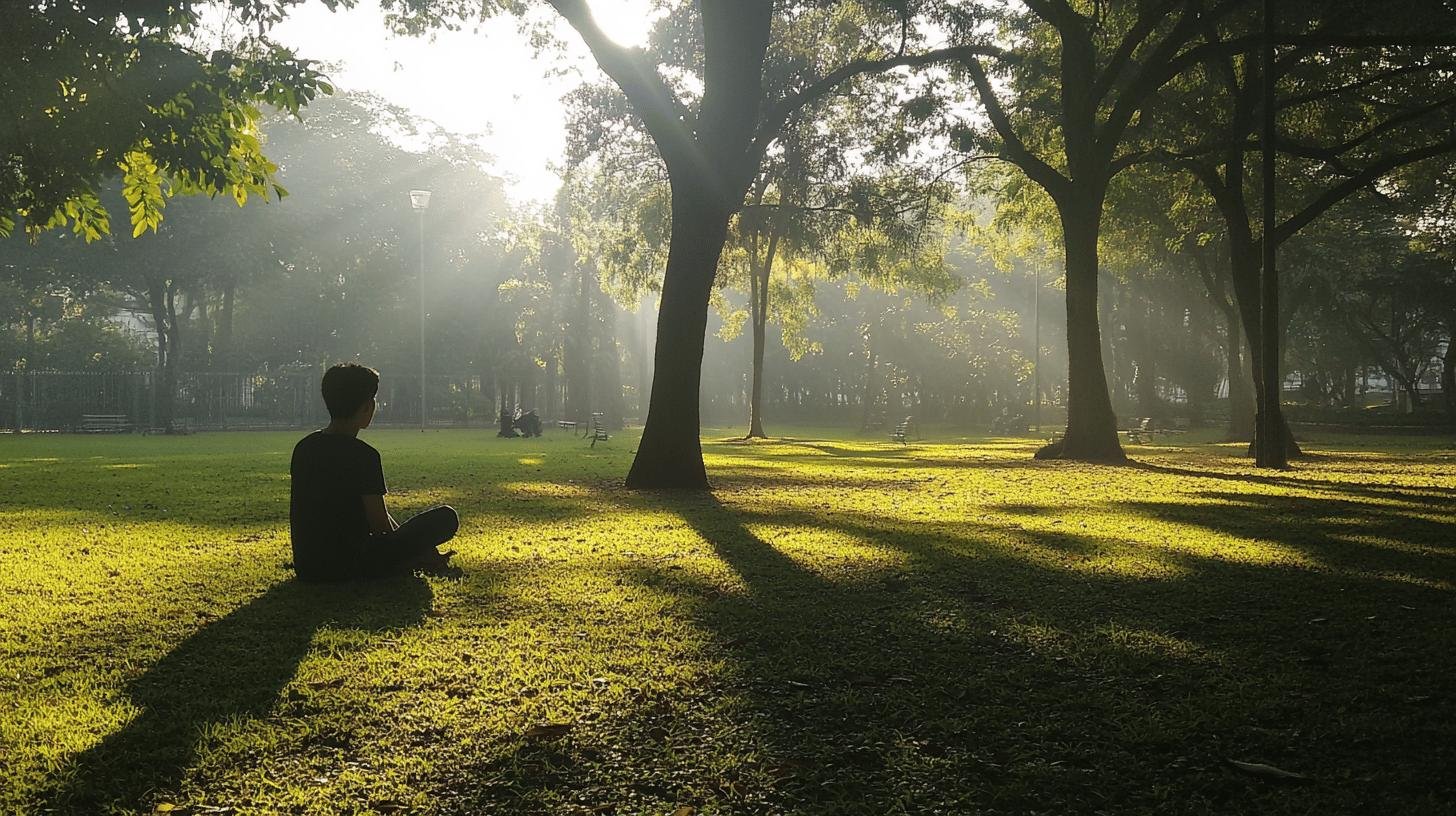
[409,189,431,433]
[1032,262,1041,432]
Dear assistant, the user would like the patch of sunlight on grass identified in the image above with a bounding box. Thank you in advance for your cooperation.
[1011,530,1194,580]
[101,462,153,469]
[742,522,909,577]
[1,693,137,786]
[502,480,594,499]
[517,456,545,466]
[1370,572,1455,591]
[1094,622,1222,663]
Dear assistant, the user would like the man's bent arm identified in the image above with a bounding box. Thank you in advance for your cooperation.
[362,495,398,535]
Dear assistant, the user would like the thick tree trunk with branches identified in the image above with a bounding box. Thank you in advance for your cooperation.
[1038,191,1125,461]
[146,279,180,433]
[547,0,1003,486]
[629,182,735,487]
[744,202,785,440]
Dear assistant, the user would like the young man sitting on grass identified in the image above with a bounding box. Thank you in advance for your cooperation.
[290,363,458,582]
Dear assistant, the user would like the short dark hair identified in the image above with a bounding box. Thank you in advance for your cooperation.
[321,363,379,420]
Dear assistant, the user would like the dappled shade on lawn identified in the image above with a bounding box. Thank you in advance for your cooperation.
[3,429,1454,814]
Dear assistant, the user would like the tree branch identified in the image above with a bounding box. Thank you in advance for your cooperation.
[962,58,1069,197]
[546,0,698,165]
[1089,0,1183,103]
[750,44,1012,164]
[1022,0,1087,34]
[1279,59,1454,110]
[1273,135,1456,246]
[1100,1,1246,152]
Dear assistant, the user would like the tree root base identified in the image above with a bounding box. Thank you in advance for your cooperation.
[1033,439,1129,463]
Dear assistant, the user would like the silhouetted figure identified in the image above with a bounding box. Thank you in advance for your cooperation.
[498,408,519,438]
[290,363,458,581]
[513,409,543,438]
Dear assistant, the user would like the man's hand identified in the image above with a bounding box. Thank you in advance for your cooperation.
[362,494,393,535]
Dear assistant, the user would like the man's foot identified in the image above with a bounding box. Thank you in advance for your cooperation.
[412,548,459,576]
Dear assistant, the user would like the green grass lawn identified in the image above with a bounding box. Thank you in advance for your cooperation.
[3,427,1454,815]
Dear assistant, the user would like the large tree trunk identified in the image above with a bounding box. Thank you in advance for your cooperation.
[147,281,177,433]
[1389,368,1422,410]
[565,241,592,425]
[746,266,768,438]
[1227,250,1301,457]
[745,219,781,439]
[1038,191,1125,461]
[612,0,771,488]
[625,183,734,489]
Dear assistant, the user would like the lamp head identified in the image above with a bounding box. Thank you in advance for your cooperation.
[409,189,432,210]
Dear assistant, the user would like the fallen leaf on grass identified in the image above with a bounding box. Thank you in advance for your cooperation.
[523,721,574,739]
[1226,759,1309,782]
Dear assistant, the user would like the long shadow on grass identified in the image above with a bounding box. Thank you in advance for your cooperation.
[1123,490,1456,584]
[1134,461,1456,506]
[40,577,432,814]
[437,483,1456,812]
[614,495,1196,812]
[621,493,1455,813]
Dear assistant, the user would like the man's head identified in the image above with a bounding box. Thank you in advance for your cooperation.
[321,363,379,427]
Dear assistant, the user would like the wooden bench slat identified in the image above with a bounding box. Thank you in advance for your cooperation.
[80,414,132,434]
[588,413,609,447]
[890,416,914,445]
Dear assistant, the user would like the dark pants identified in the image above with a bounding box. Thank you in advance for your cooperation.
[360,505,459,577]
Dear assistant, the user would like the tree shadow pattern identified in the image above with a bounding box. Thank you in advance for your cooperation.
[12,433,1456,814]
[453,481,1455,814]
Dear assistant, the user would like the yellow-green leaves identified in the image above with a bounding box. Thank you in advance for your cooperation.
[120,150,168,238]
[36,192,111,242]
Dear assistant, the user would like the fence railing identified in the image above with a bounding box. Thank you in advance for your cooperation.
[0,370,498,432]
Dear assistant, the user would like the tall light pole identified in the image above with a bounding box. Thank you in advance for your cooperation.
[1033,262,1041,431]
[409,189,431,432]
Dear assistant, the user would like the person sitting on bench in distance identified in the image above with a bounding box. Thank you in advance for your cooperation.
[290,363,457,581]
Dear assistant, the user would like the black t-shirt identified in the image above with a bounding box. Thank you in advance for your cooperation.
[289,430,386,581]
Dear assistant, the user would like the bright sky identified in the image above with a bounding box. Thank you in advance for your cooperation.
[267,0,655,205]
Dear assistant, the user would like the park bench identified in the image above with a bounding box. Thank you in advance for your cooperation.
[1123,417,1155,444]
[556,419,578,433]
[141,418,193,435]
[588,412,610,447]
[80,414,132,433]
[890,416,914,445]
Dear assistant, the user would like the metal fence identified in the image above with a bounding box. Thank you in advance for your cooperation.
[0,370,497,432]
